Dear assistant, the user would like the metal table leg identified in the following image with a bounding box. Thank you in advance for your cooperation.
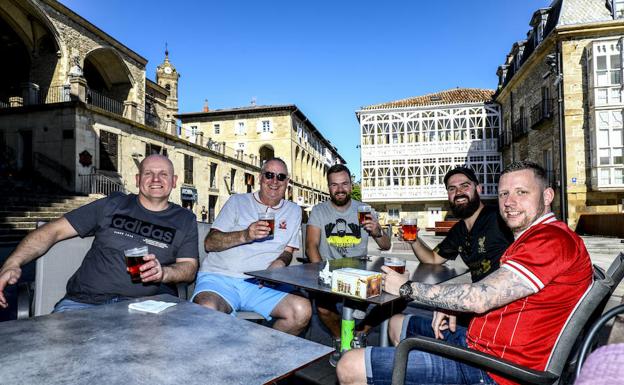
[380,318,389,347]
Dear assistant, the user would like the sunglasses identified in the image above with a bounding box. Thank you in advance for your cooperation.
[263,171,288,181]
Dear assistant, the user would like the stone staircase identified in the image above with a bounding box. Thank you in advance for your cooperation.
[0,194,99,245]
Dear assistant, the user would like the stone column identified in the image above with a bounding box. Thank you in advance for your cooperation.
[123,101,137,121]
[21,82,39,105]
[69,76,87,102]
[197,132,204,146]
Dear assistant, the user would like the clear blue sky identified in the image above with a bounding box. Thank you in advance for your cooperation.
[60,0,549,179]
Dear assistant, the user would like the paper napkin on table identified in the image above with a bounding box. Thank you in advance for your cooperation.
[128,300,176,314]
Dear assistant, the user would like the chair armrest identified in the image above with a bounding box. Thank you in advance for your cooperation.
[17,281,33,319]
[176,282,189,300]
[391,336,559,385]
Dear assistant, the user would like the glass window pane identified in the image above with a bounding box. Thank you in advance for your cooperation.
[611,70,622,85]
[597,56,607,70]
[598,89,608,104]
[600,169,610,184]
[599,148,610,165]
[611,54,621,69]
[597,71,609,87]
[611,129,623,147]
[614,169,623,184]
[613,148,623,164]
[598,130,610,146]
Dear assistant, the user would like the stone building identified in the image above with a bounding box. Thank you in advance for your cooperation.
[496,0,624,228]
[177,105,346,209]
[0,0,261,222]
[356,88,502,228]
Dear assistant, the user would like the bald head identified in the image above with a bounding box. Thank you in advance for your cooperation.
[139,154,173,175]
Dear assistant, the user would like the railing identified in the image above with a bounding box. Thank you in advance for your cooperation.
[144,109,161,128]
[0,100,8,109]
[511,117,528,140]
[78,173,125,195]
[530,98,553,128]
[33,152,71,183]
[38,85,71,104]
[86,88,124,116]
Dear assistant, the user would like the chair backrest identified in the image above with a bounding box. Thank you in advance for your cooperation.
[197,221,212,260]
[544,265,613,376]
[33,235,93,316]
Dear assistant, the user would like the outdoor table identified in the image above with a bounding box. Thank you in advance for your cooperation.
[247,256,468,350]
[0,294,332,385]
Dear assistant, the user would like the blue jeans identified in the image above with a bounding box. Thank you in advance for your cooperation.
[53,297,130,313]
[366,314,496,385]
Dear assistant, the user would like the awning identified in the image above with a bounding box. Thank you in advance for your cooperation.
[181,187,197,201]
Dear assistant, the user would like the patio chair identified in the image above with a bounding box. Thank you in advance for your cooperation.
[390,259,621,385]
[17,224,94,318]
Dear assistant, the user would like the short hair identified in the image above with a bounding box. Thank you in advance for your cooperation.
[443,166,479,187]
[501,160,549,187]
[327,164,351,183]
[261,157,288,175]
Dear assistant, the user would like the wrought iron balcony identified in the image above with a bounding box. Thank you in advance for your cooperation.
[530,98,553,129]
[512,117,529,140]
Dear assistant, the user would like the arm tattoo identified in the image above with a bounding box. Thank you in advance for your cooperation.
[204,229,249,252]
[407,267,535,314]
[275,250,293,266]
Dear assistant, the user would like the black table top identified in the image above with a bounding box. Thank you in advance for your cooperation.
[0,294,332,385]
[246,256,469,306]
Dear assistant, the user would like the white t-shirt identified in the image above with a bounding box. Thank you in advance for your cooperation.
[199,192,302,278]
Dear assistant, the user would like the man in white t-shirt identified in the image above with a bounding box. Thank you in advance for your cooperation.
[191,158,311,335]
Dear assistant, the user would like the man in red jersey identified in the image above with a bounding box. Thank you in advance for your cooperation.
[337,161,593,385]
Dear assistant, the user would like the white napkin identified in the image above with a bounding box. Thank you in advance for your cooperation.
[128,300,176,314]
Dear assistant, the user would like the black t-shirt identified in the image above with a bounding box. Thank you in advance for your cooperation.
[64,192,199,304]
[434,205,513,282]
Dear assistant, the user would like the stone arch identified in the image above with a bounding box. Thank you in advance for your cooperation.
[259,144,275,164]
[83,47,134,103]
[0,1,61,102]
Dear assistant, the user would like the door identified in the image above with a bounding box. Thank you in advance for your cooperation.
[19,130,33,172]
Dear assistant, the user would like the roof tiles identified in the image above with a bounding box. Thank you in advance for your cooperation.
[361,88,495,110]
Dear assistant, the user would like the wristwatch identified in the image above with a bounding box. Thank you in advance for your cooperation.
[399,281,414,299]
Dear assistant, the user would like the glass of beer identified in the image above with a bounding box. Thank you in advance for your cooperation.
[358,205,372,226]
[124,246,148,283]
[258,212,275,236]
[401,218,418,242]
[384,256,406,274]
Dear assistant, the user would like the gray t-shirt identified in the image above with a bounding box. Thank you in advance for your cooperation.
[64,192,199,304]
[307,200,369,260]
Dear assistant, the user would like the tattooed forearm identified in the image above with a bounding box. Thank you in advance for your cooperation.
[274,250,293,266]
[407,267,535,314]
[204,229,250,252]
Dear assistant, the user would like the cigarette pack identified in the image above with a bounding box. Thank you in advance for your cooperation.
[331,268,382,299]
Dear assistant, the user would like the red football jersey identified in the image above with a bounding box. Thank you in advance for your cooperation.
[467,213,593,385]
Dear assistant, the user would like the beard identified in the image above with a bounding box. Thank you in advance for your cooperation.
[450,193,481,219]
[330,193,351,207]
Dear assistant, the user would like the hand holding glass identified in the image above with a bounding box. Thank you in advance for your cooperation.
[401,218,418,241]
[358,205,372,226]
[258,212,275,236]
[384,256,406,274]
[124,246,148,283]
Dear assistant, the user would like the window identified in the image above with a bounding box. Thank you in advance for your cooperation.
[594,110,624,187]
[262,120,271,132]
[236,121,246,135]
[388,208,400,221]
[214,124,220,135]
[99,130,118,172]
[209,162,217,189]
[184,154,193,185]
[614,0,624,18]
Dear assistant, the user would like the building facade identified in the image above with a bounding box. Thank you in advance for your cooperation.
[177,105,345,209]
[356,88,502,228]
[0,0,260,222]
[496,0,624,228]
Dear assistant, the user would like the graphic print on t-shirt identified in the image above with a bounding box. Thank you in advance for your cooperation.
[324,219,362,256]
[111,214,176,245]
